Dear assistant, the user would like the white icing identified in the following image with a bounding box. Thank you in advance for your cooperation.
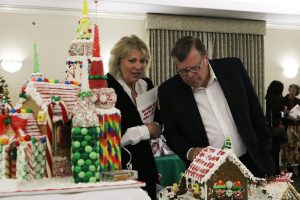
[95,107,121,115]
[90,57,102,62]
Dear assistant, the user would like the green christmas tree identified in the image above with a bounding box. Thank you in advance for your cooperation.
[0,75,9,100]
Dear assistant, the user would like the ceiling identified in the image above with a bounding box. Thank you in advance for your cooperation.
[1,0,300,29]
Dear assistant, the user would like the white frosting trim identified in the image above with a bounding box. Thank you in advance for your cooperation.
[95,107,121,115]
[90,57,102,62]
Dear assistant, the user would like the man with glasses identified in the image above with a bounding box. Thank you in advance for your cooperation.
[158,36,275,177]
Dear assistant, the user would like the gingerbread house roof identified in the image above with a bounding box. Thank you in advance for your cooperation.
[13,113,41,136]
[25,81,80,116]
[185,146,257,184]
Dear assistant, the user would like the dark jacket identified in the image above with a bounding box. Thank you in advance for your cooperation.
[265,96,285,128]
[107,73,158,200]
[158,57,275,176]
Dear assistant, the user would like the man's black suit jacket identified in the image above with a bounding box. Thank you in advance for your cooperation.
[158,57,275,176]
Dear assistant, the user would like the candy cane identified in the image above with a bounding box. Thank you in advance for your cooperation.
[26,143,34,180]
[46,104,54,178]
[4,146,10,178]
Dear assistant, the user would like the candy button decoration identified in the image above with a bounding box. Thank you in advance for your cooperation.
[71,126,100,183]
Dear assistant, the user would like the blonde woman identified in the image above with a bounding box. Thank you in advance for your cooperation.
[107,35,161,200]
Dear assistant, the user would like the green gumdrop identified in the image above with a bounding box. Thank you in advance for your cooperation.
[97,166,100,171]
[89,152,98,160]
[31,137,37,143]
[95,172,100,179]
[81,128,88,135]
[84,135,91,142]
[86,171,93,179]
[73,141,80,148]
[75,177,81,183]
[95,160,99,167]
[77,159,85,166]
[85,145,92,153]
[73,127,81,134]
[96,127,101,134]
[89,165,96,172]
[75,165,81,173]
[85,159,92,166]
[81,141,88,147]
[89,177,97,183]
[73,152,81,160]
[78,171,85,178]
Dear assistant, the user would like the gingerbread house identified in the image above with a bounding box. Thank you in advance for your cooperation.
[0,110,47,181]
[159,142,300,200]
[182,146,257,200]
[19,79,80,177]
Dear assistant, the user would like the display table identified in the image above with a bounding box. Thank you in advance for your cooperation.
[0,178,150,200]
[1,188,150,200]
[155,154,186,187]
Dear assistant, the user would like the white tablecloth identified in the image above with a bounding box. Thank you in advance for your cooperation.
[0,178,151,200]
[1,188,151,200]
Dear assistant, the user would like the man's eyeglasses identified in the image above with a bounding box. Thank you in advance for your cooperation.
[176,58,204,76]
[177,65,201,76]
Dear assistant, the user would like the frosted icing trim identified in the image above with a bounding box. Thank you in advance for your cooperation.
[95,107,121,115]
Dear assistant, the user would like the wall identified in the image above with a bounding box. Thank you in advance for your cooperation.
[264,28,300,97]
[1,11,300,104]
[0,12,145,104]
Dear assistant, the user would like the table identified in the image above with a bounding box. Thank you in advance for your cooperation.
[0,178,150,200]
[155,154,186,187]
[1,188,150,200]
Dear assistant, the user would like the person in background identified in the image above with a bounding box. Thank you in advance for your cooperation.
[281,84,300,177]
[158,35,275,177]
[265,80,285,175]
[107,35,161,200]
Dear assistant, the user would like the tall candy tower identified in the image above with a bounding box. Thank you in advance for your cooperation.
[70,1,100,183]
[65,0,93,84]
[90,1,122,172]
[71,63,101,183]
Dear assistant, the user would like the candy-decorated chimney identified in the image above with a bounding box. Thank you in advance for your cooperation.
[88,1,122,172]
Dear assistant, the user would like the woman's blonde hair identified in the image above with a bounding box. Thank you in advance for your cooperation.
[108,35,151,79]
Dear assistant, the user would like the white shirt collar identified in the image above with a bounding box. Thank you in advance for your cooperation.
[116,77,148,102]
[193,62,217,90]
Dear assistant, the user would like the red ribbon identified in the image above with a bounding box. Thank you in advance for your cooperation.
[0,115,28,136]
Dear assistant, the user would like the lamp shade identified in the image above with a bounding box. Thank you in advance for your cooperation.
[0,59,23,73]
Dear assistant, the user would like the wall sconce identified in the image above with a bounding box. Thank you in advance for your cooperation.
[0,59,23,73]
[281,57,299,79]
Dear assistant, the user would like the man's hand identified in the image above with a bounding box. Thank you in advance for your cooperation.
[187,147,203,161]
[145,122,161,139]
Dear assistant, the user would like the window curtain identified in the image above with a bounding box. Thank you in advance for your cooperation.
[146,14,266,106]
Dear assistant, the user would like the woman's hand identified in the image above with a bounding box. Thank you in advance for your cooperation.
[145,122,161,139]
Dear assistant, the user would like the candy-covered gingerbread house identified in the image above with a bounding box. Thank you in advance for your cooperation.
[19,77,80,177]
[0,109,47,181]
[182,146,257,200]
[159,139,300,200]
